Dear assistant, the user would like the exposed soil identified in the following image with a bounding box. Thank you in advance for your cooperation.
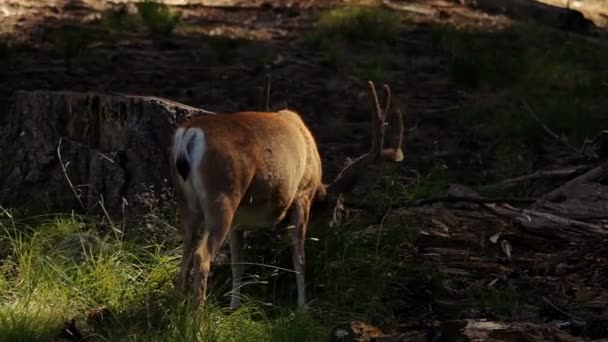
[2,0,608,340]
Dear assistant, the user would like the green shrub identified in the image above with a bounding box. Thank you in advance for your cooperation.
[309,6,403,45]
[136,0,181,36]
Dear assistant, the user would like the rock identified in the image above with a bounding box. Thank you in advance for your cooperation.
[0,90,212,218]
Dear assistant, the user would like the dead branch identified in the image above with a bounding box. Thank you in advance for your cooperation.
[264,74,271,111]
[516,209,608,241]
[324,81,405,195]
[520,98,580,155]
[536,161,608,206]
[483,164,594,190]
[408,195,536,207]
[541,296,584,323]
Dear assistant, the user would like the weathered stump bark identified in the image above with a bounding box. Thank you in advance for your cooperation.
[0,90,212,217]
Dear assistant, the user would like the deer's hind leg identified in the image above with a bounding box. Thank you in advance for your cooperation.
[288,197,312,308]
[192,195,237,305]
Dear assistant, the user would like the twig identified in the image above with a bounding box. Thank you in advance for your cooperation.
[482,164,594,190]
[541,296,584,323]
[409,195,536,207]
[57,138,87,213]
[375,205,392,257]
[265,74,271,111]
[520,98,580,154]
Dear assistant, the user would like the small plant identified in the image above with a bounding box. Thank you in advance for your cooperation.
[49,26,94,60]
[312,6,403,43]
[102,5,139,33]
[356,54,390,83]
[407,164,450,200]
[135,0,181,36]
[0,40,11,61]
[472,283,520,318]
[208,36,241,64]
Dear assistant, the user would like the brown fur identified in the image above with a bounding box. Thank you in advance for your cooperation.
[171,110,324,308]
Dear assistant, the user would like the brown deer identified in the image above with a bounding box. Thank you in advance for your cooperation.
[170,81,404,309]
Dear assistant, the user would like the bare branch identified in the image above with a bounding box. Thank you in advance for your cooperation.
[520,98,579,154]
[265,74,272,111]
[536,160,608,206]
[482,164,594,190]
[408,195,536,207]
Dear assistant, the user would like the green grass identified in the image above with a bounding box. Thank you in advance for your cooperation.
[434,24,608,145]
[101,1,181,37]
[102,6,139,33]
[0,211,328,341]
[208,36,242,65]
[364,164,451,210]
[0,40,12,61]
[310,5,403,44]
[306,5,405,74]
[48,26,97,60]
[0,195,425,341]
[135,0,181,36]
[427,23,608,185]
[468,282,520,319]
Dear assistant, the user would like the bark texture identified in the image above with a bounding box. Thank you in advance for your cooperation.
[0,90,212,217]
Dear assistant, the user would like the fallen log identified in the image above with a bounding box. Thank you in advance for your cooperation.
[536,161,608,205]
[509,207,608,241]
[461,0,595,33]
[438,319,580,342]
[482,164,594,190]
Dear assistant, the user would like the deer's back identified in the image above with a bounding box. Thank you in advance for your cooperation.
[183,111,322,228]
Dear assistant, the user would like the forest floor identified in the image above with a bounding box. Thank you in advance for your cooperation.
[1,0,608,341]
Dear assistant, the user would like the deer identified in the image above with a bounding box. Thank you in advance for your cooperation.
[170,81,404,309]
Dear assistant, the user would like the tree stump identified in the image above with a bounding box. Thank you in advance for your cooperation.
[0,90,212,218]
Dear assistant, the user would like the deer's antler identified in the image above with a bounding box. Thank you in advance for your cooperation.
[325,81,405,194]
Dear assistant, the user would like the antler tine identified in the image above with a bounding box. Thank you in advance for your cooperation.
[389,109,405,162]
[368,81,382,118]
[368,81,386,160]
[323,81,405,195]
[382,84,391,119]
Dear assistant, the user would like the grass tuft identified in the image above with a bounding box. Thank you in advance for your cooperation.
[312,6,403,43]
[0,211,338,341]
[135,0,181,36]
[0,40,12,61]
[430,23,608,180]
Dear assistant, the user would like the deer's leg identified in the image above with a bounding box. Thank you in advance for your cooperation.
[177,207,203,295]
[289,198,311,308]
[193,197,236,305]
[229,229,245,309]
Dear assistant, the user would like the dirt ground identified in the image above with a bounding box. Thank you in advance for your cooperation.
[2,0,608,340]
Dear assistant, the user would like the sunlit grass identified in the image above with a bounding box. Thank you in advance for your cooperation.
[102,0,181,37]
[136,0,181,36]
[311,5,403,43]
[0,200,424,341]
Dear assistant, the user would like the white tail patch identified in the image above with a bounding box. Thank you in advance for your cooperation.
[173,127,207,207]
